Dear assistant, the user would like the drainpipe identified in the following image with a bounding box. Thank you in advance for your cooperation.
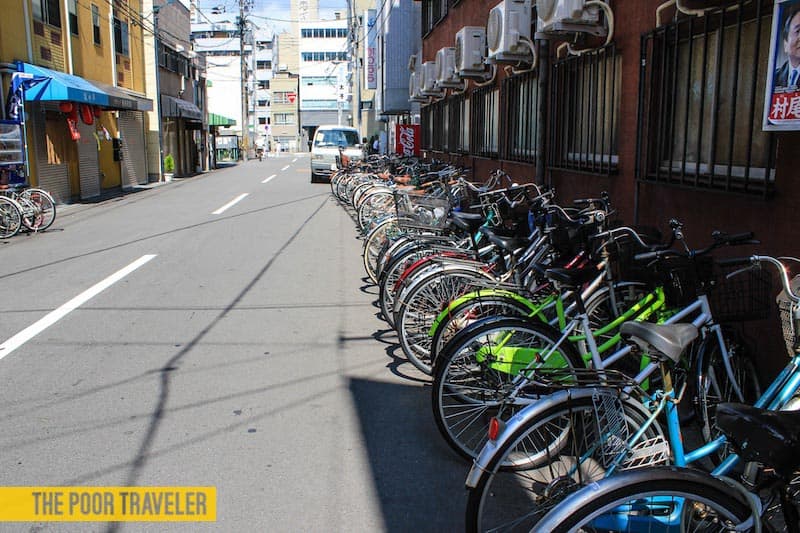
[535,39,549,187]
[62,0,74,74]
[108,1,117,83]
[22,0,34,62]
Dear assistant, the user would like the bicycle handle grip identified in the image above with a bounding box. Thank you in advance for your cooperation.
[716,256,753,268]
[633,251,660,261]
[724,232,756,245]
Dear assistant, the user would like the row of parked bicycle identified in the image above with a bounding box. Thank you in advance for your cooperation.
[331,154,800,532]
[0,185,57,238]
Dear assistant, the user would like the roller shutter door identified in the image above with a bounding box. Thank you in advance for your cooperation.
[30,104,71,203]
[118,111,148,187]
[76,121,100,199]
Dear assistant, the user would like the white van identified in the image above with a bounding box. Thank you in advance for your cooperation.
[310,125,364,183]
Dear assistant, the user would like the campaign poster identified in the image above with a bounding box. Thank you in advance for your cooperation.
[764,0,800,130]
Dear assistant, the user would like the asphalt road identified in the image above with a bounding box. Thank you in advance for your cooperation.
[0,155,468,532]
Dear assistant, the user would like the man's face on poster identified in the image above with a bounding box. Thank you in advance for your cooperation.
[785,11,800,68]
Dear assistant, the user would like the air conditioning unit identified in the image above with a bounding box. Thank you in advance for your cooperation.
[409,71,427,102]
[455,26,488,78]
[420,61,443,97]
[486,0,533,63]
[537,0,606,37]
[435,47,461,88]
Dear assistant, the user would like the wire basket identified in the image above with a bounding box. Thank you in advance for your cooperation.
[393,190,451,231]
[653,255,715,307]
[778,279,800,357]
[709,264,773,323]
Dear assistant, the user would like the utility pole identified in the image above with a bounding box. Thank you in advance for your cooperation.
[239,0,249,160]
[153,3,165,180]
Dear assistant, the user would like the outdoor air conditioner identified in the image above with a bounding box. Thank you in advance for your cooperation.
[486,0,533,63]
[420,61,443,97]
[435,47,462,89]
[537,0,606,37]
[409,71,427,102]
[455,26,488,78]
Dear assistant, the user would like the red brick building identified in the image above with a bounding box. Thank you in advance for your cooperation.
[417,0,798,374]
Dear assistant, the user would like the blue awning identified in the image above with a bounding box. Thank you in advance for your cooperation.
[16,62,152,111]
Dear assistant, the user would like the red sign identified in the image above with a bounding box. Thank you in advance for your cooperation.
[395,124,420,156]
[768,90,800,123]
[287,92,296,104]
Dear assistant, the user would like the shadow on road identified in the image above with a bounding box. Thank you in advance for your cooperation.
[348,377,467,532]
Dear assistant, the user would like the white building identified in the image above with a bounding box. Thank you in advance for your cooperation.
[190,6,273,157]
[298,16,350,144]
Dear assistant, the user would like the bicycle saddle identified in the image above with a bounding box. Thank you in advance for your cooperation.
[619,322,698,363]
[482,227,527,254]
[545,266,599,288]
[716,403,800,474]
[448,211,484,233]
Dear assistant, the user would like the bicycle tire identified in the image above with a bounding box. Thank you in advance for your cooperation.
[361,216,402,283]
[533,466,754,533]
[396,266,495,374]
[465,392,667,532]
[0,196,23,238]
[19,188,56,231]
[431,316,584,463]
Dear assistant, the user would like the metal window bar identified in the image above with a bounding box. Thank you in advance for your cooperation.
[447,92,465,153]
[501,70,540,163]
[636,0,775,197]
[549,44,620,175]
[470,85,500,158]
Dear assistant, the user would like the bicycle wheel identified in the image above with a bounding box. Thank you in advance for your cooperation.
[432,316,584,463]
[378,245,433,328]
[0,196,23,238]
[357,189,395,232]
[361,216,403,283]
[695,330,761,458]
[533,466,754,533]
[465,391,668,532]
[19,188,56,231]
[396,266,494,374]
[429,291,540,370]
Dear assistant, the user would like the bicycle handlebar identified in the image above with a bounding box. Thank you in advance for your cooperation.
[718,255,800,303]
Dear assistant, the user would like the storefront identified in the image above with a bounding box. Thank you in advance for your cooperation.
[161,95,203,177]
[12,62,152,203]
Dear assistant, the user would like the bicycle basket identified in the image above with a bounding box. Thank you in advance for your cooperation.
[709,264,773,323]
[604,234,652,283]
[654,255,715,307]
[777,275,800,357]
[393,190,451,231]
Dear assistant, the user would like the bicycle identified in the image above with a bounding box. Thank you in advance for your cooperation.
[463,254,798,532]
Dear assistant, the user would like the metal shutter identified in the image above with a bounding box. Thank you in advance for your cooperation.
[30,104,71,203]
[76,121,100,199]
[118,111,148,187]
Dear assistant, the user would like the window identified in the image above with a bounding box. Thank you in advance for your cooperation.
[421,0,447,36]
[257,99,268,107]
[33,0,61,28]
[256,60,272,70]
[470,85,499,157]
[274,113,294,125]
[68,0,78,35]
[258,117,267,125]
[273,92,290,104]
[301,51,347,62]
[637,1,775,196]
[114,18,129,56]
[92,5,101,44]
[258,80,269,89]
[502,71,540,163]
[549,44,620,175]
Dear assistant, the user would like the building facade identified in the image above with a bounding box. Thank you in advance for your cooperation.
[1,0,153,202]
[416,0,798,374]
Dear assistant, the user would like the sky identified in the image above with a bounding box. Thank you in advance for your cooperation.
[194,0,349,33]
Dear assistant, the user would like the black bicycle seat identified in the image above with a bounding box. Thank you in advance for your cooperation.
[716,402,800,475]
[449,211,484,233]
[545,266,599,288]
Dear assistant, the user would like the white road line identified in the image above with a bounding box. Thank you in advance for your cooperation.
[281,165,290,171]
[212,193,249,215]
[0,254,157,360]
[292,158,298,163]
[262,174,277,184]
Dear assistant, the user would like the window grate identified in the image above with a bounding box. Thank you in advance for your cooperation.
[470,85,499,158]
[549,44,620,175]
[636,0,776,197]
[501,70,540,163]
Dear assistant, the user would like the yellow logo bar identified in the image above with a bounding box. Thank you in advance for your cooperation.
[0,487,216,521]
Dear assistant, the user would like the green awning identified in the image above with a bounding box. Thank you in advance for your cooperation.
[208,113,236,126]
